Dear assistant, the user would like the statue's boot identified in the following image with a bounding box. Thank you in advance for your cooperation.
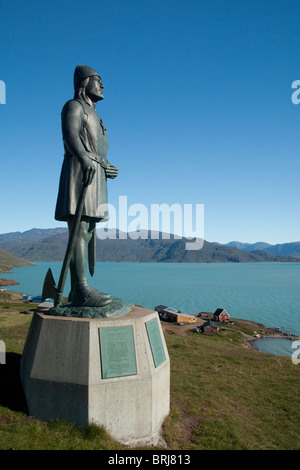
[69,288,111,304]
[71,286,112,307]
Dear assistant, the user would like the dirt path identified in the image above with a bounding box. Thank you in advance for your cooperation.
[161,319,206,336]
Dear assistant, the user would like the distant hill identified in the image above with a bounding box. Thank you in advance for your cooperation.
[94,231,300,263]
[0,228,67,250]
[0,247,33,273]
[263,242,300,258]
[226,241,273,252]
[0,228,299,263]
[226,240,300,258]
[0,228,68,262]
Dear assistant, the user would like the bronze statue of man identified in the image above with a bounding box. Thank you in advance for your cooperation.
[55,65,118,307]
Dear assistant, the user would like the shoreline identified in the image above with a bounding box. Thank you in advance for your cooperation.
[1,290,299,343]
[226,317,300,349]
[224,318,300,356]
[161,314,300,350]
[0,279,20,286]
[244,334,299,351]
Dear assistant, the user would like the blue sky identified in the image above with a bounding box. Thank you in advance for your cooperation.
[0,0,299,244]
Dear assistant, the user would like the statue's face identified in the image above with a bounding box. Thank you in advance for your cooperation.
[86,75,104,101]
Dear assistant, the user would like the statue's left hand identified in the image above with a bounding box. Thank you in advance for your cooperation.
[106,164,119,179]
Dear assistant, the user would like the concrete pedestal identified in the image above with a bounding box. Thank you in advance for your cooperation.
[20,305,170,445]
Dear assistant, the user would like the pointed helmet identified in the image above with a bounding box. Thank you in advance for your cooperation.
[73,65,100,91]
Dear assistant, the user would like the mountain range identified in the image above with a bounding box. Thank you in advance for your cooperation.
[225,240,300,258]
[0,228,299,263]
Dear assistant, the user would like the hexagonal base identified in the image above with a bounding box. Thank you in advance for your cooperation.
[20,306,170,445]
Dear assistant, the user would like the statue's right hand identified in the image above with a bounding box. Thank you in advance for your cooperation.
[80,156,96,185]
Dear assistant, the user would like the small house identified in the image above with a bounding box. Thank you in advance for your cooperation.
[200,320,220,334]
[213,308,230,323]
[164,311,198,324]
[155,305,198,324]
[23,295,32,300]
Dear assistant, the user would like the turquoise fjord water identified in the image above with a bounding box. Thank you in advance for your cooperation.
[2,262,300,338]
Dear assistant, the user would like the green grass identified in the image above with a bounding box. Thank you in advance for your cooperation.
[0,301,300,450]
[164,331,300,449]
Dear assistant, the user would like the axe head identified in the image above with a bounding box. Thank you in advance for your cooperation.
[42,268,57,300]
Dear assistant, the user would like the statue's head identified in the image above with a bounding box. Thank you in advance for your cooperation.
[73,65,104,105]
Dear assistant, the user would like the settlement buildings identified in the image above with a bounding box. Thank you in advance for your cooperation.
[155,305,198,324]
[155,305,230,336]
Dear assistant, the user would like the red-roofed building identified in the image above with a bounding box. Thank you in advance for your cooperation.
[213,308,230,323]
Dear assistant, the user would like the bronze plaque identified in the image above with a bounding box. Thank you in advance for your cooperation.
[99,326,137,379]
[146,318,166,368]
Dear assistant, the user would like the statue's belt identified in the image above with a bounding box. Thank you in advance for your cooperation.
[65,153,109,169]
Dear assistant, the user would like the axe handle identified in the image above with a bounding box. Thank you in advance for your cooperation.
[55,182,89,306]
[88,228,96,277]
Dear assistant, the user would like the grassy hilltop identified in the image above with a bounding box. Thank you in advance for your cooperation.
[0,248,33,273]
[0,293,299,450]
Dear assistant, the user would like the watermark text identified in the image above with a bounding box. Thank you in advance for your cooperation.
[0,80,6,104]
[291,80,300,104]
[291,340,300,365]
[97,196,204,250]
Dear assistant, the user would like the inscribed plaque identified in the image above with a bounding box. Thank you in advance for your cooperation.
[146,318,166,368]
[99,326,137,379]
